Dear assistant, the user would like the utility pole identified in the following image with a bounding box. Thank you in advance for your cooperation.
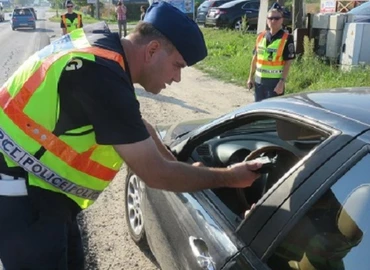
[292,0,304,29]
[96,0,100,19]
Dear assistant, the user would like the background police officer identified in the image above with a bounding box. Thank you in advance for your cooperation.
[247,2,296,102]
[61,0,83,35]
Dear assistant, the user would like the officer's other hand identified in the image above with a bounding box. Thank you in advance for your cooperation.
[192,162,205,167]
[274,80,284,94]
[226,160,262,188]
[246,79,254,90]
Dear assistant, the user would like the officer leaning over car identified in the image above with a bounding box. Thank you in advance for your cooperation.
[61,0,83,35]
[247,2,296,102]
[0,2,262,269]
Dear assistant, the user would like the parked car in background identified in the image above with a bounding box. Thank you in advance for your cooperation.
[205,0,291,30]
[196,0,231,24]
[348,1,370,22]
[125,87,370,270]
[0,3,5,22]
[10,7,36,30]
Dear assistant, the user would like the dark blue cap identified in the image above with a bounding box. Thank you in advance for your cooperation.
[143,1,207,66]
[270,2,283,12]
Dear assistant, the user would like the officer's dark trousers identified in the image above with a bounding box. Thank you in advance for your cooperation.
[0,187,84,270]
[254,80,284,102]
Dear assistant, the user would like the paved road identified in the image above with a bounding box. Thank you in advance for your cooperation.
[0,7,59,85]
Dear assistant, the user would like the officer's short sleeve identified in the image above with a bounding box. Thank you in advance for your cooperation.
[283,35,296,60]
[59,59,150,145]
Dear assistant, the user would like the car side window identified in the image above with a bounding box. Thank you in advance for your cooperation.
[193,116,329,218]
[267,154,370,270]
[242,3,251,9]
[250,2,259,9]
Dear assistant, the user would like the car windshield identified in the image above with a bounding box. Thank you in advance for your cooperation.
[220,119,277,137]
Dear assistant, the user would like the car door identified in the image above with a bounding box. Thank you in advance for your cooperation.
[143,106,368,270]
[235,129,370,269]
[144,187,247,270]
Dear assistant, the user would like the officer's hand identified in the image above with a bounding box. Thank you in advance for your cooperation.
[244,203,256,218]
[226,160,262,188]
[274,80,284,95]
[192,162,205,167]
[246,79,254,90]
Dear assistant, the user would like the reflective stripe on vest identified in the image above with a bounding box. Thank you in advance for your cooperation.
[255,31,288,79]
[0,127,101,200]
[62,13,82,33]
[0,29,125,208]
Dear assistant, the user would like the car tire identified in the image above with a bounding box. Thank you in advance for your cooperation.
[124,170,148,248]
[233,19,242,31]
[12,27,15,31]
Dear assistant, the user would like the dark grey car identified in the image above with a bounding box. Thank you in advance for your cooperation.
[125,88,370,269]
[196,0,231,24]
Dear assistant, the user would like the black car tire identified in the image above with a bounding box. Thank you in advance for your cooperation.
[12,27,15,31]
[124,170,148,248]
[233,18,242,31]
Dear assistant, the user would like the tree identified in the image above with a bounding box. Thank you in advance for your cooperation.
[14,0,34,7]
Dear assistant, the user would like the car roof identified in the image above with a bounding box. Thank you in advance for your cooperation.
[259,87,370,127]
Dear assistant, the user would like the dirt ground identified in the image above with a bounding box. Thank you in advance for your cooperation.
[80,67,255,270]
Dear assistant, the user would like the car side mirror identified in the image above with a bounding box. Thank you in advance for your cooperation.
[9,14,12,17]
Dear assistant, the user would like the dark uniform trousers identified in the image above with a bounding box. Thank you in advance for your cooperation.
[0,180,84,270]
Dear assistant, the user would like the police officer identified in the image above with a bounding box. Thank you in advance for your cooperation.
[247,2,296,101]
[61,0,83,35]
[0,2,262,269]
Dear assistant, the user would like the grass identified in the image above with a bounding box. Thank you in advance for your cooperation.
[196,28,370,94]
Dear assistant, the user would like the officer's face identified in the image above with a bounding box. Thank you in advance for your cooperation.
[143,41,186,94]
[267,10,283,30]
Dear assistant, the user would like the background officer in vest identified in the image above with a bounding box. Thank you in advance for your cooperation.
[0,2,262,269]
[246,2,295,102]
[61,0,83,35]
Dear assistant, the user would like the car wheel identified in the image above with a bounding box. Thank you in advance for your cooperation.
[233,19,242,30]
[124,170,148,247]
[12,27,15,31]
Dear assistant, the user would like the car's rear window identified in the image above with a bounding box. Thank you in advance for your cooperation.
[219,0,246,8]
[213,1,228,7]
[13,9,33,16]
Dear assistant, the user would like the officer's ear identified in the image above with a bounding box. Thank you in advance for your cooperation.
[145,40,161,62]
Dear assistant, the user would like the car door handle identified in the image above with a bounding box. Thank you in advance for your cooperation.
[189,236,216,270]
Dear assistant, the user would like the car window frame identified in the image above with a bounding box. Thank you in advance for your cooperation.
[181,109,340,226]
[248,136,370,265]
